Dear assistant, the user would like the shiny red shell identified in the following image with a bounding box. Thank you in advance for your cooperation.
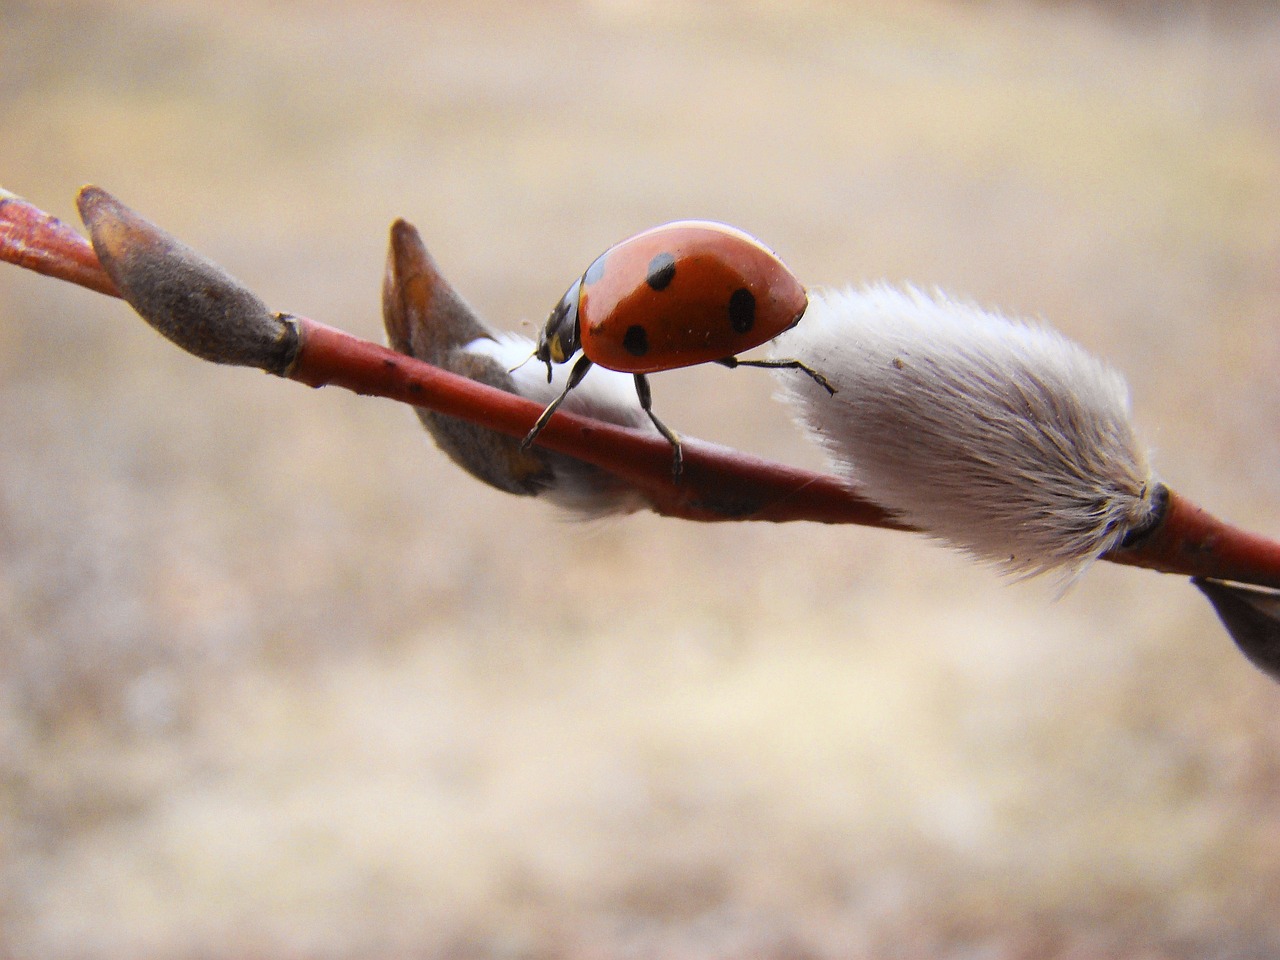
[571,221,808,374]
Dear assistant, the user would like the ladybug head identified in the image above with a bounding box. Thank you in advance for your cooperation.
[535,278,583,382]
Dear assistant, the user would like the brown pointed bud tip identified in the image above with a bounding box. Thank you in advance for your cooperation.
[380,218,650,513]
[76,185,298,374]
[383,218,493,363]
[1193,578,1280,682]
[381,217,556,497]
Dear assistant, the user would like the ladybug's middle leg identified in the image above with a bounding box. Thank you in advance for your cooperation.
[521,355,594,451]
[632,373,683,479]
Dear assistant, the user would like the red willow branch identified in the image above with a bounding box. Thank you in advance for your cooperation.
[0,187,120,297]
[297,320,898,526]
[3,185,1280,674]
[47,186,904,528]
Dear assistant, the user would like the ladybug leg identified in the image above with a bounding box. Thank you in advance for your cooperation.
[633,373,684,478]
[520,355,593,451]
[716,356,836,396]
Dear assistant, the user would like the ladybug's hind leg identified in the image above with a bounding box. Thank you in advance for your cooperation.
[521,355,593,452]
[716,356,836,395]
[632,373,683,479]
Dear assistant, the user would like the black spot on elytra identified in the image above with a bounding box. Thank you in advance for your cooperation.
[623,324,649,356]
[583,253,607,286]
[646,252,676,291]
[728,287,755,333]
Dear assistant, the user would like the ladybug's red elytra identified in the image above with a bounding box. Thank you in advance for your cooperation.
[520,220,834,476]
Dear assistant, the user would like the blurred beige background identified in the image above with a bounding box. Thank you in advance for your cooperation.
[3,1,1280,957]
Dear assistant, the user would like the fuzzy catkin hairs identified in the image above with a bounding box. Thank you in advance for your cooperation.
[772,284,1161,582]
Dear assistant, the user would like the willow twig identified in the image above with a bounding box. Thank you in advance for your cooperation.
[4,184,1280,674]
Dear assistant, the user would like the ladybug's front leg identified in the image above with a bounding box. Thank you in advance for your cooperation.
[632,373,683,479]
[520,355,594,452]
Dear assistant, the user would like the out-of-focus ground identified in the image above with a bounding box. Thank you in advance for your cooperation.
[3,1,1280,957]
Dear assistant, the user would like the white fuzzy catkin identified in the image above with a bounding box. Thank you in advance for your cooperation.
[771,285,1160,580]
[465,333,654,514]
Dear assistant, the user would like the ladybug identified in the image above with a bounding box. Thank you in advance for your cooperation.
[519,220,833,475]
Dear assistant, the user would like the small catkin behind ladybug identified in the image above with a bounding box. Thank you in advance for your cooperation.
[520,220,833,475]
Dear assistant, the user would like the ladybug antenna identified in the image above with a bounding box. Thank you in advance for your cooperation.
[508,348,538,375]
